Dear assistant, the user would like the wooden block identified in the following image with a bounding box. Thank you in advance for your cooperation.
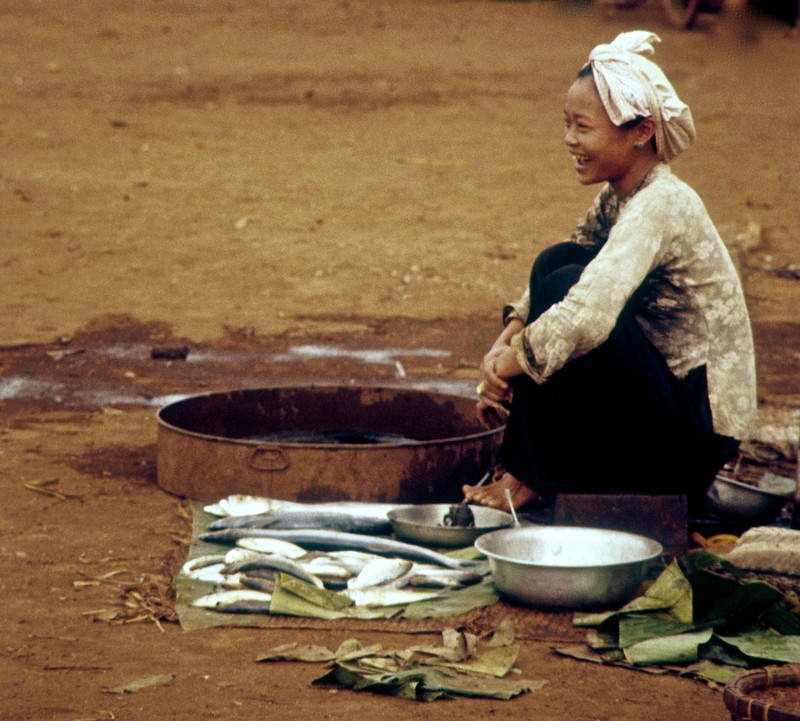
[553,494,688,557]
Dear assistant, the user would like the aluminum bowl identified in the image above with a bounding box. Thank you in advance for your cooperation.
[474,525,663,610]
[705,475,792,525]
[387,504,514,548]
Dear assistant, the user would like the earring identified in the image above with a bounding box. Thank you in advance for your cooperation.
[635,141,645,149]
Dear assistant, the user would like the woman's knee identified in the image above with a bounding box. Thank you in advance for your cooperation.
[531,242,594,279]
[529,264,585,319]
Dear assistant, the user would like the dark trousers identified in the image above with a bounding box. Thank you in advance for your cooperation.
[500,242,738,507]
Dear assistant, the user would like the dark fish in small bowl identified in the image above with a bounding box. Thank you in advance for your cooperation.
[387,504,514,548]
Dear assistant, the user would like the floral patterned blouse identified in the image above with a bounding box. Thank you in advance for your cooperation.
[505,163,757,441]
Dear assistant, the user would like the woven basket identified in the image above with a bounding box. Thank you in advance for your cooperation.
[724,666,800,721]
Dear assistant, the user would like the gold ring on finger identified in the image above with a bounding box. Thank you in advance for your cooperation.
[476,382,485,395]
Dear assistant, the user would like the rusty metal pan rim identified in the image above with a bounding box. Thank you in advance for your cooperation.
[155,384,502,449]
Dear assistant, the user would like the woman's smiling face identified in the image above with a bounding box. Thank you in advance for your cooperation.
[563,73,648,197]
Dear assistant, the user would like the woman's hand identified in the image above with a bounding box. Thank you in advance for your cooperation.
[476,322,524,428]
[476,395,509,429]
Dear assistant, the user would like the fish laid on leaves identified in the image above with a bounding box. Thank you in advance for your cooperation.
[342,587,443,608]
[185,547,485,613]
[301,556,353,586]
[347,557,413,590]
[204,494,410,519]
[181,554,227,574]
[192,589,272,613]
[406,566,485,589]
[186,564,243,587]
[348,560,485,591]
[199,528,476,570]
[207,511,392,535]
[234,537,308,559]
[301,555,351,576]
[223,554,325,589]
[326,550,379,575]
[240,574,276,594]
[192,588,272,610]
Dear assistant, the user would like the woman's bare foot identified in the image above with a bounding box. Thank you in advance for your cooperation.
[462,471,536,511]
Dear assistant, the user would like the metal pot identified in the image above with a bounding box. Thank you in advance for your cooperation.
[474,525,663,610]
[387,504,513,548]
[705,475,792,526]
[156,385,501,503]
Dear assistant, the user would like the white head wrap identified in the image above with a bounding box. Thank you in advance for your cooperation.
[586,30,695,162]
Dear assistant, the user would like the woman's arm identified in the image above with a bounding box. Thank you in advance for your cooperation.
[476,319,524,428]
[515,183,675,383]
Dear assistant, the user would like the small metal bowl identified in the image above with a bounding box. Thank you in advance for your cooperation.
[705,475,792,525]
[387,504,514,548]
[475,525,663,610]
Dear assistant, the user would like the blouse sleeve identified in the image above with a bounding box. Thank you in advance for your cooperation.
[511,183,676,383]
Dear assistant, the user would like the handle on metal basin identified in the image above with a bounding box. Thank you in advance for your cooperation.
[249,446,290,471]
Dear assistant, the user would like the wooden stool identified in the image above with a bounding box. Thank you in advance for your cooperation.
[553,493,688,557]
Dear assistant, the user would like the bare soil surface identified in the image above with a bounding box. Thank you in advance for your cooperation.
[1,1,799,720]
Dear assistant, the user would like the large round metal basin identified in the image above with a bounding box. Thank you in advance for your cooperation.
[156,385,501,503]
[475,525,663,610]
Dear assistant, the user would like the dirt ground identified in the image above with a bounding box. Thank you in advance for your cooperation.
[2,1,799,719]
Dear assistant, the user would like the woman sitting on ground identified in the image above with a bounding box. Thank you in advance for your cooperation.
[464,31,756,513]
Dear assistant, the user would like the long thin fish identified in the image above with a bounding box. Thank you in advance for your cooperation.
[407,569,485,589]
[199,528,475,570]
[181,554,227,574]
[205,495,409,519]
[301,557,352,580]
[342,587,442,607]
[240,574,276,594]
[192,589,272,609]
[347,558,412,590]
[207,511,392,535]
[326,550,382,575]
[216,599,272,614]
[222,555,324,588]
[235,538,308,558]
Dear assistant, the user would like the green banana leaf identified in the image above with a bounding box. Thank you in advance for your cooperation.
[568,550,800,676]
[623,628,714,665]
[312,664,545,701]
[717,630,800,664]
[260,622,547,702]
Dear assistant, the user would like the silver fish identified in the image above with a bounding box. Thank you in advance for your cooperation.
[181,554,227,575]
[347,558,413,590]
[407,572,484,589]
[224,547,264,565]
[204,495,277,517]
[374,563,484,590]
[326,550,382,575]
[299,557,352,590]
[216,599,272,614]
[199,528,476,570]
[404,564,486,584]
[240,568,277,580]
[183,562,243,587]
[312,575,350,591]
[235,537,307,558]
[380,566,420,590]
[192,589,272,609]
[205,495,409,519]
[207,511,392,535]
[300,556,352,579]
[240,574,276,594]
[223,554,324,589]
[342,587,442,607]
